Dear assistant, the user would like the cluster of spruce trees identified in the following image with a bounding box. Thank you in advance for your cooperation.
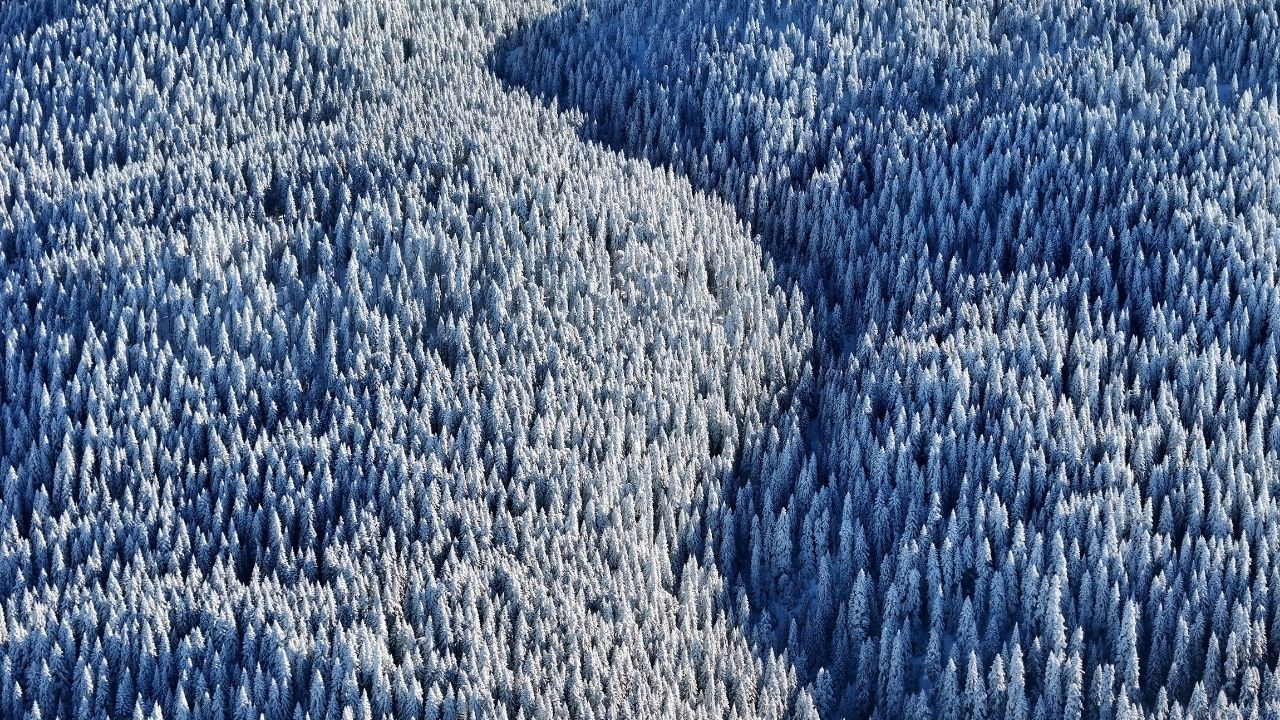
[4,0,1280,718]
[499,0,1280,717]
[0,0,815,718]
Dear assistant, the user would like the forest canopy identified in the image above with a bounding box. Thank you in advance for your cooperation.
[2,0,1280,719]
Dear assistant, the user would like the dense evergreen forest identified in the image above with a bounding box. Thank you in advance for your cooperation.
[2,0,1279,718]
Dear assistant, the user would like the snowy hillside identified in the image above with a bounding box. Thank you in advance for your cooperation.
[2,0,1280,719]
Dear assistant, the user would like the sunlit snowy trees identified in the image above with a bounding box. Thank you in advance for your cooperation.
[499,0,1280,717]
[0,1,810,718]
[3,0,1280,718]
